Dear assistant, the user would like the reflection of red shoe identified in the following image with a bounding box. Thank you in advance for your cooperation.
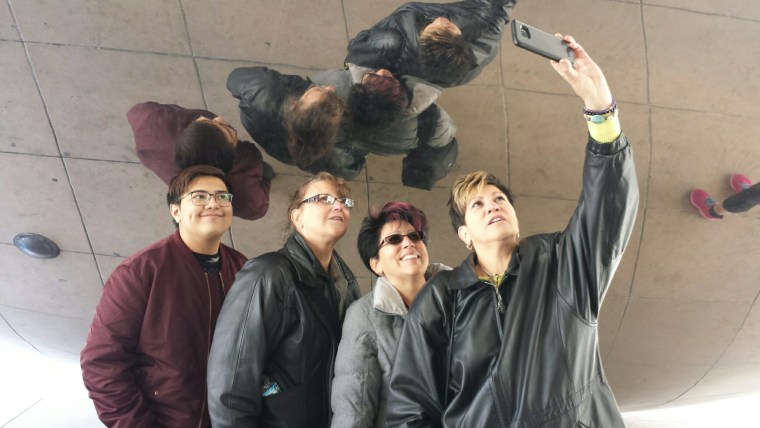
[730,173,752,193]
[690,189,721,220]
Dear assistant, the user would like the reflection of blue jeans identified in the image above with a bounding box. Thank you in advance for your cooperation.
[724,182,760,213]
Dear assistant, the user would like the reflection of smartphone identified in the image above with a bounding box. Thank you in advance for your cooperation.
[511,20,575,65]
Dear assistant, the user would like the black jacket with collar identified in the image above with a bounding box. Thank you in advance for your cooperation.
[207,232,360,428]
[346,0,517,87]
[387,134,638,427]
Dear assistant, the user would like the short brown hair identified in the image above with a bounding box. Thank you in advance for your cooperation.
[285,91,345,167]
[175,120,235,173]
[287,172,351,229]
[419,28,475,85]
[448,171,514,232]
[167,165,229,206]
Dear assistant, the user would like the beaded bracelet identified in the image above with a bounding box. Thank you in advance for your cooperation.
[583,99,616,116]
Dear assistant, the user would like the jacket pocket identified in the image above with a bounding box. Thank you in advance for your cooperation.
[262,383,306,427]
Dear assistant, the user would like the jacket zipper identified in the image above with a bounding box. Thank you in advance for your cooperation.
[197,272,223,428]
[494,286,505,314]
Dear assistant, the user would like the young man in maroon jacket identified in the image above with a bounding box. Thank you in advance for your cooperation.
[80,165,247,428]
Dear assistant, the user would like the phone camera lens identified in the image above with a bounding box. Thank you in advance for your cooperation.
[520,25,531,38]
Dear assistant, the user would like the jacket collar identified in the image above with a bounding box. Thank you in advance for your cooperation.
[448,249,522,290]
[281,231,355,288]
[373,263,453,316]
[170,229,237,277]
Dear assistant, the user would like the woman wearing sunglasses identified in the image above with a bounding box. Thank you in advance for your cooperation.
[331,202,449,427]
[207,172,361,428]
[386,37,639,427]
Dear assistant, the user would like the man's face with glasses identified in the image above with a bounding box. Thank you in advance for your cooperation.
[170,175,233,241]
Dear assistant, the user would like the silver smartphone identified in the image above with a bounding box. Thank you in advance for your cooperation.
[511,20,575,65]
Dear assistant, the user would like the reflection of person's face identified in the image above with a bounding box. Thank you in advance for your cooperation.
[421,17,462,37]
[299,85,336,109]
[291,180,351,246]
[361,69,404,101]
[459,184,519,250]
[195,116,238,146]
[171,175,233,245]
[371,220,429,286]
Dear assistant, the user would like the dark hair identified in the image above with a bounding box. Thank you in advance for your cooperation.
[175,120,235,173]
[419,28,475,85]
[286,171,352,230]
[357,202,428,272]
[448,171,514,232]
[285,90,345,168]
[167,165,229,206]
[348,82,407,128]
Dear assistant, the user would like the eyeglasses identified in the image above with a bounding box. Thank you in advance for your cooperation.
[181,191,234,207]
[299,194,355,209]
[378,231,424,251]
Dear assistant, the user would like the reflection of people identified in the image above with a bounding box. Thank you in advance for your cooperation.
[346,0,517,87]
[227,66,457,189]
[81,165,247,428]
[691,173,760,220]
[127,102,272,220]
[331,202,450,427]
[208,172,361,428]
[386,36,638,427]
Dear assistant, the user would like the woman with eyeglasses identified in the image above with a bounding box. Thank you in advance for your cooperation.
[386,37,639,427]
[330,202,450,427]
[207,172,361,428]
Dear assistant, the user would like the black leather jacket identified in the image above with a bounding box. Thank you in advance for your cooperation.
[387,135,638,427]
[346,0,516,87]
[207,232,361,428]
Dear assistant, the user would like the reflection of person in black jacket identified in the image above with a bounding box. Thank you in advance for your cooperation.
[207,172,361,428]
[387,36,639,427]
[228,66,458,190]
[346,0,517,87]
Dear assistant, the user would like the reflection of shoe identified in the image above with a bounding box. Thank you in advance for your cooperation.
[730,173,752,193]
[690,189,722,220]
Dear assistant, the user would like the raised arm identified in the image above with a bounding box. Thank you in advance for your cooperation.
[80,265,156,428]
[551,37,639,320]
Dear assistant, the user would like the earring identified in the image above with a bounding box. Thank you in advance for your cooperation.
[466,241,473,251]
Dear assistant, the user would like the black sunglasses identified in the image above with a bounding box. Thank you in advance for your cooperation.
[378,231,424,251]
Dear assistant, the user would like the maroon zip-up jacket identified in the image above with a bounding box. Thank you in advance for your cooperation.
[127,101,270,221]
[80,230,247,428]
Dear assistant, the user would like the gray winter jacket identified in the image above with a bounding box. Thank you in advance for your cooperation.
[330,263,451,428]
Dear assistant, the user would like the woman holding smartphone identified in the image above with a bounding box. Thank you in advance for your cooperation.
[386,36,639,427]
[331,202,450,427]
[207,172,361,428]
